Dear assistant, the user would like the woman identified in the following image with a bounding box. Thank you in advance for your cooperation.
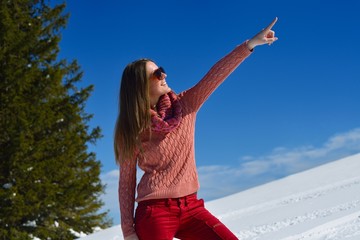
[115,18,278,240]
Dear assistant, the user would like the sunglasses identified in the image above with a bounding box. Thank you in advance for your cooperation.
[152,67,166,80]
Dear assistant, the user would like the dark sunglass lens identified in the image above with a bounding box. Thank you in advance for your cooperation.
[159,67,165,74]
[154,67,165,79]
[153,69,161,79]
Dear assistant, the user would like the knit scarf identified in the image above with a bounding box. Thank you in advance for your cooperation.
[150,91,182,133]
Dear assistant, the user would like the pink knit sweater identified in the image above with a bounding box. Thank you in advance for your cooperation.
[119,42,252,238]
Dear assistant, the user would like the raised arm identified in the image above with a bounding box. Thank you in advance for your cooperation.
[180,42,252,112]
[180,17,278,112]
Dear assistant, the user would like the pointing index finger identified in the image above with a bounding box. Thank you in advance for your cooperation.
[265,17,278,31]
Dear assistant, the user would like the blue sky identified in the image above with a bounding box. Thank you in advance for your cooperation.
[58,1,360,225]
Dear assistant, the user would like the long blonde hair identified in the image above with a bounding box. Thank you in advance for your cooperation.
[114,59,152,164]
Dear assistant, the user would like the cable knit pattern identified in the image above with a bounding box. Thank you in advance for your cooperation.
[118,41,252,238]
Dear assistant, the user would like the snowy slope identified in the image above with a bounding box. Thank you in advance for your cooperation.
[78,153,360,240]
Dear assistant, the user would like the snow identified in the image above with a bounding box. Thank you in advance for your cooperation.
[77,153,360,240]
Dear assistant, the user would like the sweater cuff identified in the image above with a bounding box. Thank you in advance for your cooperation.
[236,40,254,55]
[122,224,136,239]
[124,233,138,240]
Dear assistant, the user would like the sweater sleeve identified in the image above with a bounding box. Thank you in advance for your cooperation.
[118,156,137,238]
[180,41,252,112]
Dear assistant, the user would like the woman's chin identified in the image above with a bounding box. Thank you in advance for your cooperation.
[165,86,172,93]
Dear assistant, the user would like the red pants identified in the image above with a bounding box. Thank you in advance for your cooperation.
[135,193,238,240]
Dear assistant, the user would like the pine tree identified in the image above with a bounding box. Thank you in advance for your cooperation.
[0,1,112,239]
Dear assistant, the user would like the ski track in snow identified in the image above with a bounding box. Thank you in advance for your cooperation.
[235,201,360,239]
[216,176,360,240]
[280,212,360,240]
[217,176,360,221]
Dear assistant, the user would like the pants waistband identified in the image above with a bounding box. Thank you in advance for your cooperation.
[138,192,197,207]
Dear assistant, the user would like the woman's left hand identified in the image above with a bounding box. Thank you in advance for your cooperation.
[247,17,278,50]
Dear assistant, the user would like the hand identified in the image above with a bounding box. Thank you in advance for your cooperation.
[124,233,139,240]
[247,17,278,50]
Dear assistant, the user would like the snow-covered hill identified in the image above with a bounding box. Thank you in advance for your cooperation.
[78,153,360,240]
